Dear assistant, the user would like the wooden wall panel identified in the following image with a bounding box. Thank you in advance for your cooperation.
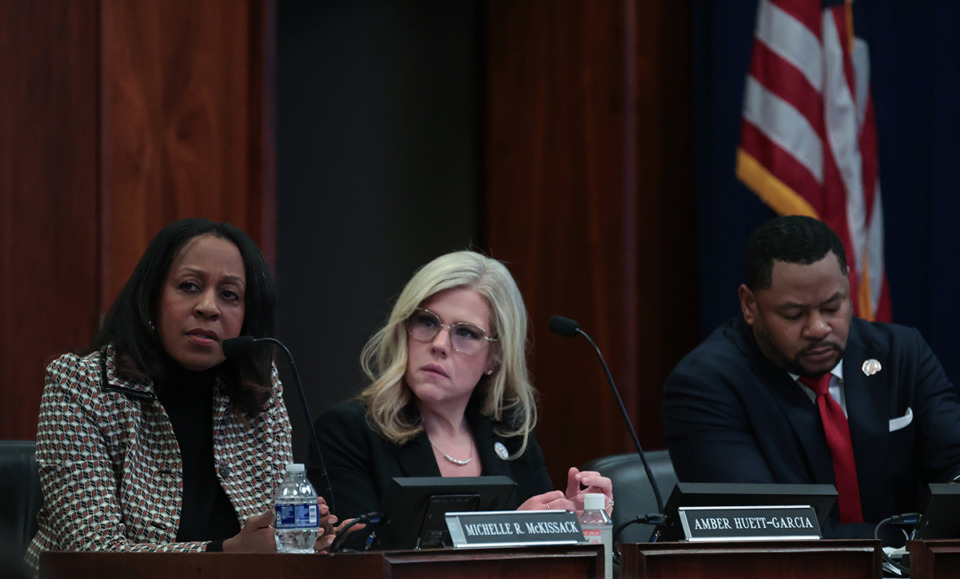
[99,0,275,309]
[0,0,100,440]
[0,0,275,441]
[484,0,696,487]
[629,0,698,452]
[484,0,636,484]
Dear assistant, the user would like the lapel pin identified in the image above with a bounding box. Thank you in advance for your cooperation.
[494,442,509,460]
[862,359,882,376]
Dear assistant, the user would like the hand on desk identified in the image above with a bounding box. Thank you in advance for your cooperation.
[518,467,614,516]
[223,510,278,553]
[518,489,577,512]
[313,496,339,552]
[220,496,352,554]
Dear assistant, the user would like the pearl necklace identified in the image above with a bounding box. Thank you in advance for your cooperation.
[430,440,473,466]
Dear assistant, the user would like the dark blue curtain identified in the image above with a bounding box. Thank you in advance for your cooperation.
[692,0,960,383]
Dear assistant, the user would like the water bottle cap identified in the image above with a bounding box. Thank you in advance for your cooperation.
[285,462,305,473]
[584,493,606,511]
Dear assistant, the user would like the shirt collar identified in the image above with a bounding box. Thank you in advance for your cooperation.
[789,359,844,384]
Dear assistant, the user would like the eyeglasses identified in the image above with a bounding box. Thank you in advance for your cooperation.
[405,308,498,355]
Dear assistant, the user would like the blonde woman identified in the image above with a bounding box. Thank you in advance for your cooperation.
[308,251,612,540]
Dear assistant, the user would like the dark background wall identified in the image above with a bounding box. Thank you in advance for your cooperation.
[275,1,482,460]
[273,0,698,488]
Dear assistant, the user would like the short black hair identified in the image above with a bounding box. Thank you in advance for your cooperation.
[744,215,848,291]
[87,218,278,417]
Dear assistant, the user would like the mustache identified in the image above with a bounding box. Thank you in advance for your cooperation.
[801,341,842,355]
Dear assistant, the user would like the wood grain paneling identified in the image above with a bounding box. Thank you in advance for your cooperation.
[40,546,602,578]
[619,541,881,579]
[0,0,275,441]
[99,0,275,308]
[629,1,698,447]
[484,0,696,487]
[0,0,100,440]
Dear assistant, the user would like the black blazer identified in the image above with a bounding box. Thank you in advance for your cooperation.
[307,399,553,523]
[663,316,960,539]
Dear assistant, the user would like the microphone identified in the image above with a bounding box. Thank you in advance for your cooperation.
[222,336,336,514]
[549,316,665,520]
[221,335,257,359]
[548,316,581,337]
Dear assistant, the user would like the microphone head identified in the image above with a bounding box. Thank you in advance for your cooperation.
[549,315,581,337]
[222,335,257,359]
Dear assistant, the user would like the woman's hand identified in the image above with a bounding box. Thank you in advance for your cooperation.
[516,468,614,516]
[312,496,338,552]
[317,517,369,553]
[517,489,577,512]
[564,467,614,515]
[222,510,277,553]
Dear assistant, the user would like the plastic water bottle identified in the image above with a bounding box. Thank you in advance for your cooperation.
[579,493,613,579]
[274,463,320,553]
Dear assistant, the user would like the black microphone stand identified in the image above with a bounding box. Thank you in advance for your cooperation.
[550,315,666,543]
[571,327,664,515]
[229,336,336,515]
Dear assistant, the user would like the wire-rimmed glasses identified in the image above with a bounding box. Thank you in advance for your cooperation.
[405,308,498,355]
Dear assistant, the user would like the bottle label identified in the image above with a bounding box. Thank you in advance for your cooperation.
[275,503,319,529]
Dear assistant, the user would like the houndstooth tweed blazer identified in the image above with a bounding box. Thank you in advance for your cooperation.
[24,346,293,570]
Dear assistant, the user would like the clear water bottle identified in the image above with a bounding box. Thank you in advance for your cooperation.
[274,463,320,553]
[579,493,613,579]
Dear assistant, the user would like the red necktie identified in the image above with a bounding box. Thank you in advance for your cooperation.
[799,373,864,524]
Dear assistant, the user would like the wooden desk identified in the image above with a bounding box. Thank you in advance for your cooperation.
[39,544,603,579]
[618,540,881,579]
[908,539,960,578]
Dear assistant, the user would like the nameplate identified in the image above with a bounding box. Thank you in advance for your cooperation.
[445,510,584,548]
[679,505,822,541]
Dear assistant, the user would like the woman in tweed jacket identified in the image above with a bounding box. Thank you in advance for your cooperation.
[26,219,334,571]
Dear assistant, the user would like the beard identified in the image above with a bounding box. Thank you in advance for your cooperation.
[753,323,844,376]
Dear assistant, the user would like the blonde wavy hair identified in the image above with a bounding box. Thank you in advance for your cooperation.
[360,250,537,458]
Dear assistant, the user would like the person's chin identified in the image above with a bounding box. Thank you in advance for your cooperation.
[796,352,840,375]
[410,382,443,400]
[173,352,222,372]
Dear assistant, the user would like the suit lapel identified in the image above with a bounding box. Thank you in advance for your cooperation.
[765,363,838,485]
[393,407,513,478]
[733,318,836,485]
[469,412,513,477]
[395,431,442,477]
[841,320,889,514]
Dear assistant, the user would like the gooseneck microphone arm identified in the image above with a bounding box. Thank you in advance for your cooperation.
[222,336,336,515]
[549,316,664,515]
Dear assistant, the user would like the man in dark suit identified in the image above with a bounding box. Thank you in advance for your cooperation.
[663,215,960,541]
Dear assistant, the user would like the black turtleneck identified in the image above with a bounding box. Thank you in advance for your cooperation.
[156,360,241,544]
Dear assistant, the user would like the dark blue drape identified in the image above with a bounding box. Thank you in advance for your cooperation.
[692,0,960,383]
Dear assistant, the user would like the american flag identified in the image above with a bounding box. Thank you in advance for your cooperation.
[736,0,891,322]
